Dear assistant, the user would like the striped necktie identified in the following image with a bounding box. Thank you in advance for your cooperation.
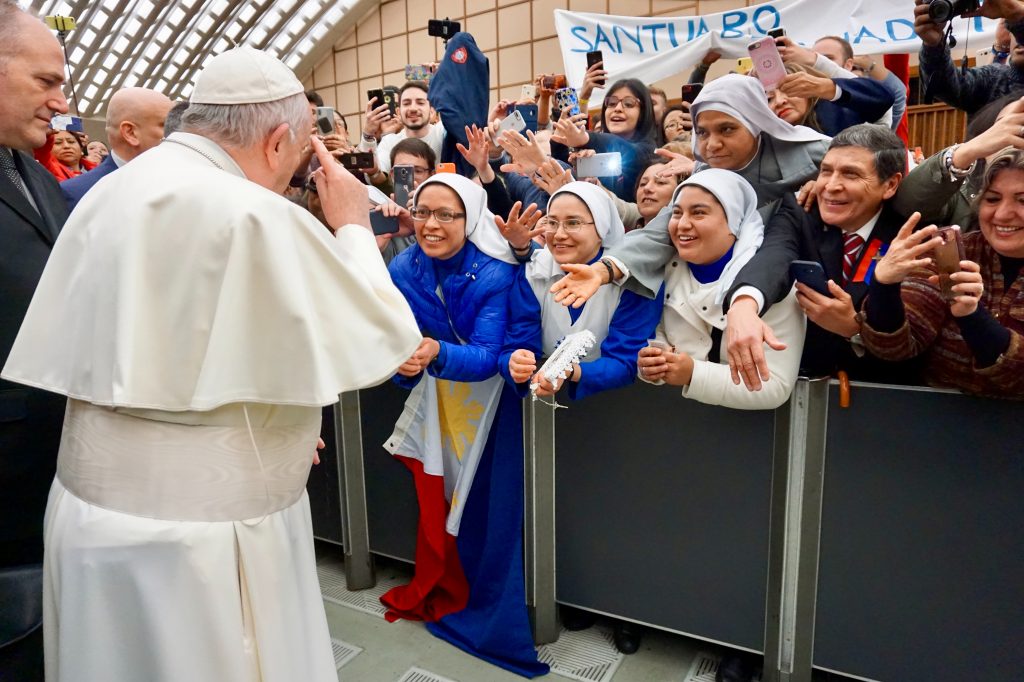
[842,233,865,286]
[0,146,32,202]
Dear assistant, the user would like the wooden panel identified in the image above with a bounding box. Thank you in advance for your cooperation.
[906,103,967,159]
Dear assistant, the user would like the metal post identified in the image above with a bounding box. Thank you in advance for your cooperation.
[334,391,376,589]
[523,397,559,645]
[763,378,829,682]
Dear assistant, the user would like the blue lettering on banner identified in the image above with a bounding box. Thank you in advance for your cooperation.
[614,24,644,53]
[752,6,781,34]
[886,19,915,41]
[688,18,710,42]
[852,25,885,44]
[668,22,679,48]
[721,10,748,38]
[570,25,594,52]
[642,23,667,51]
[593,24,616,51]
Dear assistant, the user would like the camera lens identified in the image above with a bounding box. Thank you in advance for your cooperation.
[928,0,953,22]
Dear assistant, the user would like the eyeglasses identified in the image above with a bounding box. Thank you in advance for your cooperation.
[538,218,595,235]
[410,207,466,223]
[606,96,640,110]
[664,120,685,131]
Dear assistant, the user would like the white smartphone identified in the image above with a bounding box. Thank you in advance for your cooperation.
[497,109,527,135]
[520,84,537,101]
[976,47,995,66]
[576,152,622,178]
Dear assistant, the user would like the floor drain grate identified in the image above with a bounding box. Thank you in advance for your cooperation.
[683,653,761,682]
[536,626,623,682]
[395,666,460,682]
[317,562,406,619]
[331,637,362,669]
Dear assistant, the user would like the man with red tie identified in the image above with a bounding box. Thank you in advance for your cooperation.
[726,124,922,385]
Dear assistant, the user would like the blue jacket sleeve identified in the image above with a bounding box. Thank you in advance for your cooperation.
[428,274,511,383]
[830,76,895,125]
[498,270,544,397]
[569,287,665,401]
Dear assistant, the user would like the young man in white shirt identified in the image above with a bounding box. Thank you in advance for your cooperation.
[359,81,445,174]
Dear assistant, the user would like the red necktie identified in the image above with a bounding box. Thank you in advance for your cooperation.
[843,233,865,286]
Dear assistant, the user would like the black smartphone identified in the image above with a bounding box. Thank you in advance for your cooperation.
[790,260,832,297]
[367,88,397,116]
[339,151,375,171]
[393,164,415,208]
[681,83,703,104]
[427,18,461,40]
[369,210,399,236]
[586,50,605,88]
[314,106,335,135]
[768,27,787,40]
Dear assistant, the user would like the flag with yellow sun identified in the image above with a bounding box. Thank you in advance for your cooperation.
[385,373,504,535]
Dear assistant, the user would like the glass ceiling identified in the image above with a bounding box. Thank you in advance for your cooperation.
[27,0,361,117]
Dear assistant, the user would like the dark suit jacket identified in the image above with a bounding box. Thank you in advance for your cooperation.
[729,202,921,383]
[1,150,68,566]
[815,77,895,137]
[60,152,118,214]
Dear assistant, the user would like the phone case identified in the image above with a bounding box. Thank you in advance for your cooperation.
[393,165,414,208]
[555,88,581,117]
[511,104,539,133]
[404,64,435,82]
[498,110,527,135]
[520,84,538,101]
[933,227,965,299]
[789,260,831,297]
[748,38,787,91]
[576,153,622,178]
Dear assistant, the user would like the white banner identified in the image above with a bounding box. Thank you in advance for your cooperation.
[555,0,997,96]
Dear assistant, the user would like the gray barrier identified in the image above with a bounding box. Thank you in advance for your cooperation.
[310,378,1024,682]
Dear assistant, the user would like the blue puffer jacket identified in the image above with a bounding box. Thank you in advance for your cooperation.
[388,240,515,387]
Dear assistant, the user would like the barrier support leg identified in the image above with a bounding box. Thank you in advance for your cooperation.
[763,378,828,682]
[524,398,559,645]
[335,391,376,589]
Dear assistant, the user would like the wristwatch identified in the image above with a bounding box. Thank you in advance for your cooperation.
[849,312,866,358]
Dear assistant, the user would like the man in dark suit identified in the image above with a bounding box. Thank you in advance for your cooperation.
[728,124,919,385]
[0,3,71,677]
[60,86,172,212]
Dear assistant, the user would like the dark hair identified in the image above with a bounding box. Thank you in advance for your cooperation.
[335,111,348,131]
[816,35,853,63]
[659,104,686,146]
[399,80,430,102]
[966,90,1024,140]
[600,78,656,145]
[305,90,324,107]
[390,137,436,169]
[164,101,190,137]
[828,124,906,181]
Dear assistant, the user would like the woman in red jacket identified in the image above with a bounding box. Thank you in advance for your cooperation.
[34,129,96,181]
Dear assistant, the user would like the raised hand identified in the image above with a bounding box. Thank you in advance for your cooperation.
[363,96,392,139]
[456,124,494,180]
[579,60,607,101]
[551,111,590,148]
[532,158,575,195]
[310,136,370,230]
[496,200,544,250]
[873,213,942,285]
[945,260,984,317]
[498,129,548,176]
[654,147,696,179]
[550,262,606,308]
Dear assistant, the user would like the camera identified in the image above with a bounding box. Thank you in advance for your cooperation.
[927,0,980,22]
[427,18,460,40]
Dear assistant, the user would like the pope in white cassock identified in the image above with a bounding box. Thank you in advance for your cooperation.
[1,47,422,681]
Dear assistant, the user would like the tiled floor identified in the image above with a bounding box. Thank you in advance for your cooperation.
[318,549,729,682]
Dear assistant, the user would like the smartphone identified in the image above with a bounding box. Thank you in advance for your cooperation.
[520,84,537,101]
[576,152,622,179]
[933,226,965,300]
[369,210,399,236]
[681,83,703,105]
[555,87,581,117]
[393,164,415,208]
[427,18,461,40]
[367,88,397,116]
[748,38,787,92]
[497,109,527,136]
[975,47,994,66]
[790,260,832,297]
[339,151,375,171]
[736,57,753,74]
[51,114,84,132]
[767,27,786,39]
[586,50,605,88]
[542,74,568,90]
[436,162,456,174]
[404,63,436,82]
[315,106,336,136]
[510,103,539,133]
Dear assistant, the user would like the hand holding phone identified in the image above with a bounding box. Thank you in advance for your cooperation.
[367,88,397,117]
[339,151,376,172]
[576,152,622,179]
[681,84,703,105]
[790,260,832,297]
[586,50,606,88]
[315,107,336,136]
[933,226,965,300]
[392,164,415,208]
[748,38,787,92]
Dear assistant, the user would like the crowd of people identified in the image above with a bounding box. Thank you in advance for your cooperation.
[2,0,1024,680]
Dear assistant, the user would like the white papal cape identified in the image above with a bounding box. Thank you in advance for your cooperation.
[2,133,421,682]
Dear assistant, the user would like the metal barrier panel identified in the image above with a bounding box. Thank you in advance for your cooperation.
[814,383,1024,681]
[360,381,418,563]
[308,404,343,545]
[554,382,776,651]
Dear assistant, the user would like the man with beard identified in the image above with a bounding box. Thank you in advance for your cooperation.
[359,80,445,173]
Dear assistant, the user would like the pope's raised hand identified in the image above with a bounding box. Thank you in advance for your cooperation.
[310,136,371,231]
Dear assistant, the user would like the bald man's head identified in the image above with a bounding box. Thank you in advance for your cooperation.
[105,87,173,160]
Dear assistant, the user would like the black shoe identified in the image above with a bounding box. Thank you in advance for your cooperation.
[715,654,756,682]
[560,606,597,631]
[612,620,644,655]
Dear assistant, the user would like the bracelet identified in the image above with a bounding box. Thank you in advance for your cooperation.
[599,257,615,283]
[944,144,975,180]
[362,132,377,143]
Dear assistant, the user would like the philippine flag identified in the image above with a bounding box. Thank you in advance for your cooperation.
[382,375,549,678]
